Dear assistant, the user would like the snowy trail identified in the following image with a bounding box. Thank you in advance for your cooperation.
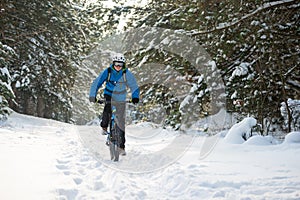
[78,123,195,173]
[1,112,300,200]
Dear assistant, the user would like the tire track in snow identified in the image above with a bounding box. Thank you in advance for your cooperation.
[77,124,195,173]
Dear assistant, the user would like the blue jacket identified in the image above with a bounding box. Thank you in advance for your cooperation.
[89,64,140,101]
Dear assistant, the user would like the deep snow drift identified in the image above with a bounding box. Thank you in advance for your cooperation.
[0,112,300,200]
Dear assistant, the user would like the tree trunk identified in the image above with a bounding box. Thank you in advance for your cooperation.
[37,97,45,117]
[283,98,292,133]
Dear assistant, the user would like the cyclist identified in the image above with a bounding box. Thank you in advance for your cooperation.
[89,53,140,156]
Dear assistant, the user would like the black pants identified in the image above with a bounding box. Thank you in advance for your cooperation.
[100,95,126,149]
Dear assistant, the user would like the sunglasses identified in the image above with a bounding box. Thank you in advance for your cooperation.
[114,62,124,67]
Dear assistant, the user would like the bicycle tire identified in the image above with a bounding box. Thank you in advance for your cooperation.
[113,142,119,162]
[109,125,121,162]
[106,102,125,162]
[109,140,115,160]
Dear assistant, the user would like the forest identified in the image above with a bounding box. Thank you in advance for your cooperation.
[1,0,299,135]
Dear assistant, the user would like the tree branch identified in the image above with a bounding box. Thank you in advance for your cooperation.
[190,0,298,36]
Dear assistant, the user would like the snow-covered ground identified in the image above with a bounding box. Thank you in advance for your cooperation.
[1,112,300,200]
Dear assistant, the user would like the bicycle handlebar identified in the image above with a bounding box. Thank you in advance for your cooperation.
[96,99,133,104]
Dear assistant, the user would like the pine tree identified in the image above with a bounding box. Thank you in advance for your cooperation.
[1,0,86,122]
[125,0,299,132]
[0,42,16,120]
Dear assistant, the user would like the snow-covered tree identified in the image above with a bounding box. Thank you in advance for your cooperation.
[0,42,16,120]
[126,0,299,132]
[1,0,79,121]
[1,0,299,133]
[1,0,118,122]
[281,99,300,132]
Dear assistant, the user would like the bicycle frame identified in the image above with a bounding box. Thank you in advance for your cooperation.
[98,100,130,161]
[108,105,121,161]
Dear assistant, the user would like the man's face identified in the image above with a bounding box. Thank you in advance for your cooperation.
[113,62,124,71]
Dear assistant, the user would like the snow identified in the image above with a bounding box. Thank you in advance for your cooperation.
[0,67,14,96]
[244,135,273,146]
[284,131,300,144]
[229,62,250,81]
[1,67,11,78]
[224,117,257,144]
[1,112,300,199]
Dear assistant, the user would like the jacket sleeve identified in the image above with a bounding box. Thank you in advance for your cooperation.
[89,69,108,98]
[126,70,140,99]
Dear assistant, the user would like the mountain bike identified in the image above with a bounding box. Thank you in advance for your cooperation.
[98,100,129,162]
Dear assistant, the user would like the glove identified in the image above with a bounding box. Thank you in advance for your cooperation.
[89,96,96,103]
[132,98,139,104]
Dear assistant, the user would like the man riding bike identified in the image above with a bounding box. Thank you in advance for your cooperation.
[89,53,140,156]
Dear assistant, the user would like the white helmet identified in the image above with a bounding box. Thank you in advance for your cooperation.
[112,53,126,63]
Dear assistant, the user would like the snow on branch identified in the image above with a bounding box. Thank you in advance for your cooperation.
[190,0,298,36]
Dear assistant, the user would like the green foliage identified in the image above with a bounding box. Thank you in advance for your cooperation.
[0,0,77,121]
[0,0,117,122]
[0,42,16,120]
[126,0,300,133]
[1,0,299,133]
